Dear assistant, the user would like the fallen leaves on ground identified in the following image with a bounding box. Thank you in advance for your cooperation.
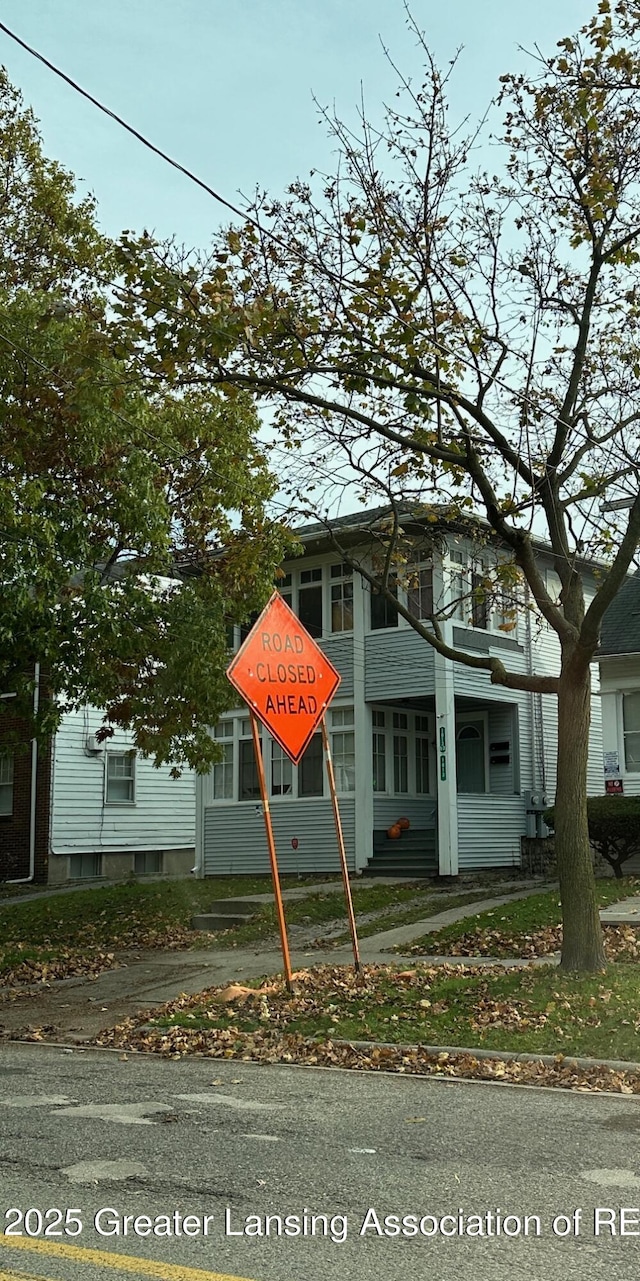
[91,963,640,1095]
[406,923,640,961]
[0,945,119,989]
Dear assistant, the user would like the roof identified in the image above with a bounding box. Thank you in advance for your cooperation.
[599,571,640,657]
[291,502,607,569]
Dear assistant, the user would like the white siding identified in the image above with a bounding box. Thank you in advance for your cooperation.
[365,630,435,700]
[203,798,355,876]
[531,570,603,800]
[320,635,354,698]
[372,797,436,829]
[51,707,195,854]
[599,657,640,796]
[457,795,526,868]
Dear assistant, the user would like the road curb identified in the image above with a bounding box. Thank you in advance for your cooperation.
[336,1037,640,1075]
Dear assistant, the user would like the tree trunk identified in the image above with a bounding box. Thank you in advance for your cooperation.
[555,657,606,971]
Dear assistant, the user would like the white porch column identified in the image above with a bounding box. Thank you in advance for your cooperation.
[352,567,371,871]
[434,620,459,875]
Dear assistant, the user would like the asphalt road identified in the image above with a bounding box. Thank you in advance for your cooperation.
[1,1043,639,1281]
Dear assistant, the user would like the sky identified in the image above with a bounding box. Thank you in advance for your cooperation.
[0,0,594,253]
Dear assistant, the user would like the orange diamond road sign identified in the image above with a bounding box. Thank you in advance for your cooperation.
[227,590,341,764]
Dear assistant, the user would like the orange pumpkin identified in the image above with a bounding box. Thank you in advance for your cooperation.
[387,823,402,839]
[398,817,410,831]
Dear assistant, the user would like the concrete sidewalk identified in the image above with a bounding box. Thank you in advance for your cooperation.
[4,883,638,1047]
[600,895,640,925]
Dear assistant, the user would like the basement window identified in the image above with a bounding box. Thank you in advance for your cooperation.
[69,853,101,879]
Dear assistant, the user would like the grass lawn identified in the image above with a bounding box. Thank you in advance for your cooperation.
[206,881,490,949]
[328,889,498,945]
[0,874,467,979]
[398,879,640,958]
[101,959,640,1071]
[0,874,337,982]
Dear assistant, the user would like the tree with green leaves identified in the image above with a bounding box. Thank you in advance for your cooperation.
[116,1,640,969]
[0,70,290,771]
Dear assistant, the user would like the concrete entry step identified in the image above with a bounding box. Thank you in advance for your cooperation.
[191,898,264,932]
[206,898,265,915]
[192,912,256,931]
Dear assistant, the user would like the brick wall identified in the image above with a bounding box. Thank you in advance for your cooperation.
[0,708,51,884]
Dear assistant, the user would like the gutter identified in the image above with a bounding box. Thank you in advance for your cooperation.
[7,662,40,885]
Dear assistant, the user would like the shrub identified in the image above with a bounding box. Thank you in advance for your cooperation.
[544,797,640,879]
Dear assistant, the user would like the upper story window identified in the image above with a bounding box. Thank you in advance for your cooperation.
[0,753,13,816]
[370,580,398,630]
[298,567,323,638]
[407,561,433,622]
[497,584,519,633]
[330,563,354,633]
[471,566,489,630]
[623,692,640,772]
[105,751,135,805]
[449,549,467,621]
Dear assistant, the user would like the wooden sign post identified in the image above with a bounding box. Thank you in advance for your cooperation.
[227,591,361,981]
[321,717,361,973]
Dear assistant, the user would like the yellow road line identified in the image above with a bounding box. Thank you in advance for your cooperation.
[0,1236,256,1281]
[0,1270,52,1281]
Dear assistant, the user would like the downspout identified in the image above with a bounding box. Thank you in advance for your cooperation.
[7,662,40,884]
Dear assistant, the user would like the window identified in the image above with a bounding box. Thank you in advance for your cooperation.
[623,692,640,772]
[370,582,398,630]
[415,715,430,793]
[134,850,162,875]
[299,732,323,797]
[105,752,135,804]
[240,610,260,643]
[298,567,323,638]
[372,709,386,792]
[471,567,489,629]
[212,721,234,800]
[0,753,13,816]
[393,712,409,793]
[331,707,355,792]
[456,721,486,793]
[407,563,433,622]
[239,719,262,801]
[371,708,433,795]
[69,853,101,879]
[497,585,518,632]
[271,740,293,796]
[330,563,354,632]
[449,549,466,620]
[277,572,293,609]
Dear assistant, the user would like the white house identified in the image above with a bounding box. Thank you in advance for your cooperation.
[599,570,640,795]
[195,507,604,880]
[0,694,195,885]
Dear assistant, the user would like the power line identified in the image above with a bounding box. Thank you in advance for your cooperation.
[0,16,604,448]
[0,20,252,229]
[0,15,633,567]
